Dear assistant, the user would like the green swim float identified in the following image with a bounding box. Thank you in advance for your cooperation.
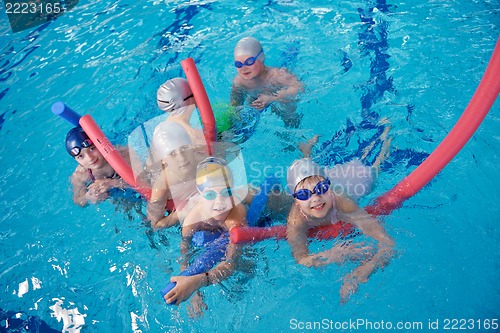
[212,101,237,133]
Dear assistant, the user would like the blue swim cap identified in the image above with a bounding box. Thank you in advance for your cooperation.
[65,127,93,157]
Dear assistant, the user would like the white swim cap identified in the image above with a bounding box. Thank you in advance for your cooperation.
[287,158,326,193]
[234,37,265,62]
[152,121,192,159]
[157,78,195,115]
[196,157,234,193]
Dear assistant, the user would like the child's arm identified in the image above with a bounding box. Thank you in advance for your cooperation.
[224,203,247,230]
[335,195,394,302]
[87,177,130,195]
[154,211,179,229]
[165,204,246,306]
[286,205,311,264]
[250,68,303,110]
[179,234,191,271]
[230,83,246,107]
[203,241,241,283]
[272,68,304,100]
[164,241,242,306]
[71,167,130,206]
[146,170,170,228]
[335,195,393,246]
[287,203,371,267]
[70,167,92,207]
[286,205,338,267]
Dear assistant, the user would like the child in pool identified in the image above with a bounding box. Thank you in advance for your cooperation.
[230,36,304,128]
[286,157,394,303]
[147,121,207,229]
[164,157,247,317]
[66,127,131,207]
[156,77,207,148]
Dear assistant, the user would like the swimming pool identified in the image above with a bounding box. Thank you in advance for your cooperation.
[0,0,499,332]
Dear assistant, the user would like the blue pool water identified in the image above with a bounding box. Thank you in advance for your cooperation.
[1,0,499,332]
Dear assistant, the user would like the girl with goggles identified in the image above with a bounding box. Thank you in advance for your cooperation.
[286,158,394,304]
[65,127,129,207]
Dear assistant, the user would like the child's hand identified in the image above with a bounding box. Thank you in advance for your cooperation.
[340,261,376,304]
[187,291,208,318]
[324,242,374,264]
[339,269,363,304]
[339,243,393,303]
[88,179,114,193]
[297,256,326,267]
[372,242,394,270]
[147,200,166,227]
[86,181,111,203]
[164,274,204,306]
[85,191,109,204]
[153,213,178,229]
[250,94,275,110]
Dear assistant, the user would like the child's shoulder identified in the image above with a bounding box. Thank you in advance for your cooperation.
[226,203,247,230]
[266,66,296,82]
[182,199,204,225]
[232,75,247,87]
[333,194,359,213]
[267,66,287,73]
[286,203,306,227]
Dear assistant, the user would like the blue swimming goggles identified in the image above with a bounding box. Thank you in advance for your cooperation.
[70,139,94,157]
[292,179,331,201]
[234,49,264,68]
[202,187,233,201]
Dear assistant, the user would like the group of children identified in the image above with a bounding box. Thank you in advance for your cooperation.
[63,36,393,317]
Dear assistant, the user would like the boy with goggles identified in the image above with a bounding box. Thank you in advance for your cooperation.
[286,158,394,303]
[230,36,304,128]
[164,157,247,318]
[66,127,130,206]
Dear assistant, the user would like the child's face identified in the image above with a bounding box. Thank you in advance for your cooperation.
[163,145,196,177]
[294,177,333,219]
[235,55,264,80]
[200,185,234,220]
[75,145,106,170]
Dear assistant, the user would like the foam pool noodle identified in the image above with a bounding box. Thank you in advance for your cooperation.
[160,234,229,305]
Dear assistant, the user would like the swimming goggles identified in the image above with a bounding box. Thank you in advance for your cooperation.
[157,93,194,105]
[234,49,263,68]
[70,139,94,157]
[292,179,331,201]
[202,187,233,200]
